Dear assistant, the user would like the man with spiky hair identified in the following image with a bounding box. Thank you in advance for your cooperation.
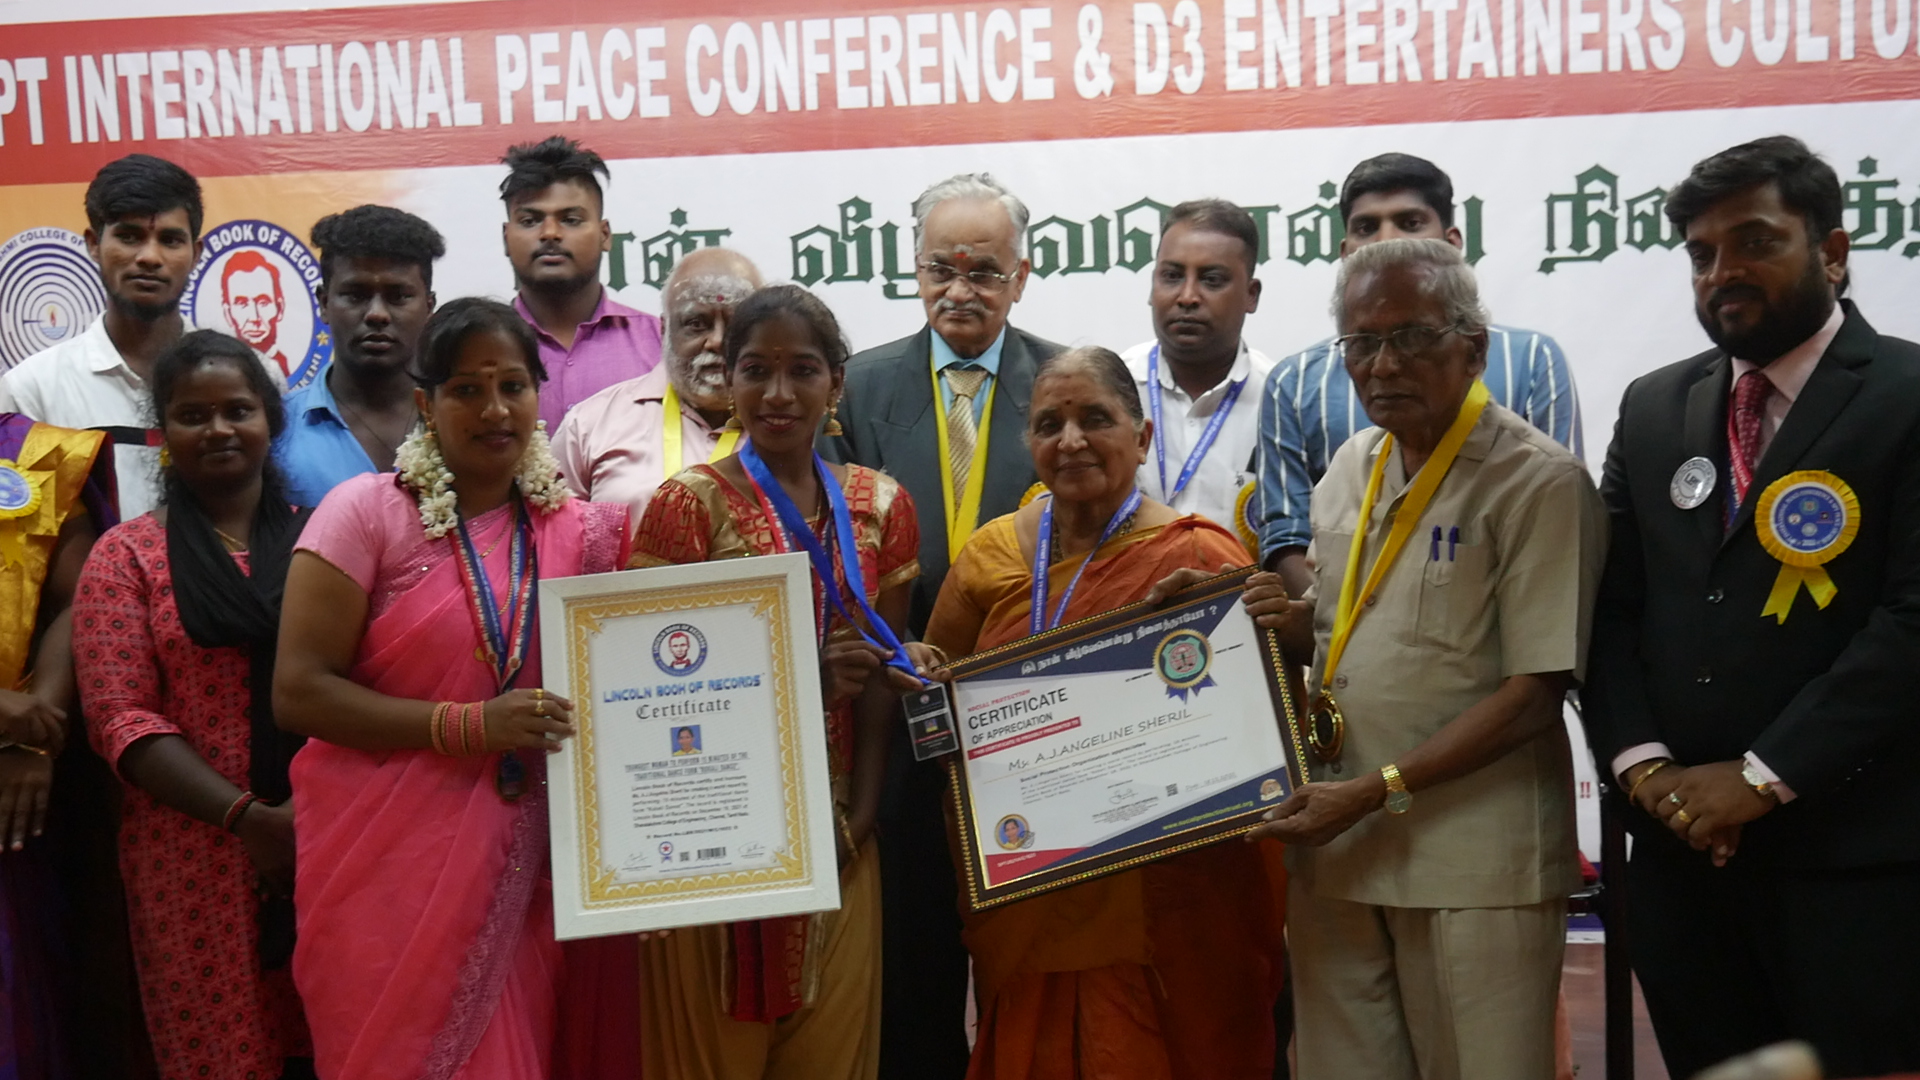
[0,154,219,518]
[275,204,445,506]
[499,136,662,430]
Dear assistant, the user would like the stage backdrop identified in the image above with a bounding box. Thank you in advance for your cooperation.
[4,0,1919,854]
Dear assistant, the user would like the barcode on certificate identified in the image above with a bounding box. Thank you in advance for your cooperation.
[698,847,726,860]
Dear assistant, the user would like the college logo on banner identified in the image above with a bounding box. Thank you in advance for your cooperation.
[0,228,106,373]
[184,220,330,390]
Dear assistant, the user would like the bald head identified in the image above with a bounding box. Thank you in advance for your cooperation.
[664,248,762,416]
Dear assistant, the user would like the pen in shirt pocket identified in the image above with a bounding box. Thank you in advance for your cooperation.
[1430,526,1441,561]
[1448,526,1459,561]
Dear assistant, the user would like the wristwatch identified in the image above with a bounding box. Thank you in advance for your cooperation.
[1380,763,1412,815]
[1740,761,1778,803]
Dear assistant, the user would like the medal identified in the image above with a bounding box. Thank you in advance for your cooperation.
[451,500,538,802]
[1670,456,1716,510]
[1308,693,1345,767]
[1754,470,1859,623]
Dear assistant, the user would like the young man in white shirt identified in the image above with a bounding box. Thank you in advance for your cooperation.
[0,154,205,518]
[1122,199,1274,542]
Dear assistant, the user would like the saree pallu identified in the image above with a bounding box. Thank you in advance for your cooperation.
[924,513,1288,1080]
[291,479,629,1080]
[628,463,918,1080]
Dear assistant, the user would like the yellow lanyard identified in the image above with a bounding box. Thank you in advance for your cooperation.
[1323,380,1491,690]
[661,380,740,477]
[930,358,997,556]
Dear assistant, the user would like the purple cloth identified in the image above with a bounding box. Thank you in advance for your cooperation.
[511,292,663,433]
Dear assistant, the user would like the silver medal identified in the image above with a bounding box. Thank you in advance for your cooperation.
[1670,456,1716,510]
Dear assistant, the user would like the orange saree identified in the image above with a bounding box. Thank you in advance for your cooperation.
[925,512,1288,1080]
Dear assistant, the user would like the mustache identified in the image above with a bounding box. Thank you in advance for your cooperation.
[534,243,571,259]
[1707,283,1766,310]
[934,296,989,318]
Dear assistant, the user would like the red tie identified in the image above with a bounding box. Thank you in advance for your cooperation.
[1727,369,1774,510]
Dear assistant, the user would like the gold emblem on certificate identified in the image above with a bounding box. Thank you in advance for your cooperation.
[1755,470,1859,623]
[1670,456,1716,511]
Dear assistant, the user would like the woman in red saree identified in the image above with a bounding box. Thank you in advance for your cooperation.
[273,299,631,1080]
[628,285,927,1080]
[924,346,1288,1080]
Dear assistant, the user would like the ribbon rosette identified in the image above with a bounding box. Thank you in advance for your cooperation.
[1754,470,1860,624]
[0,460,50,569]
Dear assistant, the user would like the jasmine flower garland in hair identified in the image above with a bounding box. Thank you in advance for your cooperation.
[397,420,569,538]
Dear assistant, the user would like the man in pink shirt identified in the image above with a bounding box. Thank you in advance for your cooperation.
[499,136,663,431]
[551,248,761,518]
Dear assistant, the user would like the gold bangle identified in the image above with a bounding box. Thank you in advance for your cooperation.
[921,643,950,667]
[835,809,859,859]
[1626,759,1673,802]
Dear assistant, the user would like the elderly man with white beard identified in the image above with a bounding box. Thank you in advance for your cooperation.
[551,246,762,516]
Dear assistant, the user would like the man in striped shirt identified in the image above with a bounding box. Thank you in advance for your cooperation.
[1257,153,1583,596]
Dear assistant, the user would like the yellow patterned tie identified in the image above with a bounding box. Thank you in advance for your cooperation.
[944,366,990,502]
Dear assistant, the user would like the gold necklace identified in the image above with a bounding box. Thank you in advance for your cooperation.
[215,528,247,552]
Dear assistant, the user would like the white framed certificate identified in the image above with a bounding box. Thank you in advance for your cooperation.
[539,552,840,940]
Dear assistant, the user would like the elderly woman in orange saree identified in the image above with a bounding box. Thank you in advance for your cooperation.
[628,285,928,1080]
[924,346,1288,1080]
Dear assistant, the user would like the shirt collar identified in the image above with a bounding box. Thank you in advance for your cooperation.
[512,288,639,342]
[1152,340,1253,402]
[82,316,138,377]
[628,363,673,404]
[931,325,1008,376]
[1729,304,1845,405]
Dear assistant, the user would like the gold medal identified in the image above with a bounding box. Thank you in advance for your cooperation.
[1308,692,1346,763]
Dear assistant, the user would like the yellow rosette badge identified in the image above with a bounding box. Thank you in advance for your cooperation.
[1755,470,1859,624]
[0,459,47,568]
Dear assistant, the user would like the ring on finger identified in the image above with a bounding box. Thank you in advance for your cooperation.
[1674,807,1693,825]
[1667,792,1683,807]
[535,700,546,717]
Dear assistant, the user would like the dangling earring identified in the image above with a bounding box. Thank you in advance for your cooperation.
[823,396,844,438]
[723,404,743,432]
[157,444,172,468]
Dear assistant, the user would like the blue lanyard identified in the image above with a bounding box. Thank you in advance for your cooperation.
[451,500,537,694]
[739,442,921,684]
[1147,345,1246,505]
[1030,488,1144,635]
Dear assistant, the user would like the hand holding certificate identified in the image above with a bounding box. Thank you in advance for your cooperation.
[942,567,1307,911]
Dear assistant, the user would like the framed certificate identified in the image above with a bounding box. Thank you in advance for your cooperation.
[945,568,1306,911]
[539,553,840,940]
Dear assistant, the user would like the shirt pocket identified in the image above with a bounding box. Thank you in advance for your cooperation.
[1407,537,1494,653]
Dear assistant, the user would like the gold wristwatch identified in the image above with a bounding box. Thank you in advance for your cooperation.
[1740,761,1778,803]
[1381,763,1412,815]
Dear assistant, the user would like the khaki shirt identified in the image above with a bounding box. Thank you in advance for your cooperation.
[1292,401,1605,909]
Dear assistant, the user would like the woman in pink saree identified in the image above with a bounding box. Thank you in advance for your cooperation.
[272,299,631,1079]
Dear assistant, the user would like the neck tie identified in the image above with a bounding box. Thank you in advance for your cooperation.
[945,366,990,501]
[1727,368,1775,511]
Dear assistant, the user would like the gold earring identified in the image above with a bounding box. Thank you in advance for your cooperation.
[823,397,844,438]
[157,444,172,468]
[723,404,743,432]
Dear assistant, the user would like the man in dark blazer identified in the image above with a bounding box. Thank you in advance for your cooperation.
[1585,135,1920,1078]
[820,172,1059,1080]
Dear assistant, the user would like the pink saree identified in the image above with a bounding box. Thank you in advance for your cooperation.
[289,474,630,1080]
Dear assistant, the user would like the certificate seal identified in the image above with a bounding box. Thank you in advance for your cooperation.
[1260,778,1283,801]
[652,623,709,676]
[1670,456,1716,510]
[993,814,1034,850]
[0,462,40,520]
[1754,470,1859,623]
[1155,629,1215,701]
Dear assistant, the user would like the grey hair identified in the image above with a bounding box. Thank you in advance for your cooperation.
[1330,238,1490,333]
[911,172,1030,258]
[1031,346,1145,427]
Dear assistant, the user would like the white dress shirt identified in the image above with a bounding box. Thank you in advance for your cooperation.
[1123,339,1275,537]
[0,315,160,519]
[549,364,722,520]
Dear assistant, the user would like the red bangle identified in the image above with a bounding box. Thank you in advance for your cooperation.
[465,702,487,756]
[223,791,259,832]
[429,701,453,756]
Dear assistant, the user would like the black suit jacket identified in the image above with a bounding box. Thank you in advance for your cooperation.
[1584,303,1920,868]
[820,324,1060,636]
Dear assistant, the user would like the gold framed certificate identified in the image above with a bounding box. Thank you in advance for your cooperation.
[945,568,1306,911]
[539,553,840,939]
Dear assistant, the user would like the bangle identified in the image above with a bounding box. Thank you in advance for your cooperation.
[464,702,488,757]
[1626,759,1673,802]
[429,702,454,755]
[835,808,859,860]
[222,791,259,832]
[921,643,950,667]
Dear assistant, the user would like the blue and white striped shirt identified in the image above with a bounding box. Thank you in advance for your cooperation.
[1255,325,1583,562]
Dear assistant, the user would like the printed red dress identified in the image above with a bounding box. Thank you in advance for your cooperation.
[75,515,310,1080]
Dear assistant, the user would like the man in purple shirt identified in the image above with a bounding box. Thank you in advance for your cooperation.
[499,136,663,431]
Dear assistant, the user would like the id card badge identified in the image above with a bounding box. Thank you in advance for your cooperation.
[902,685,960,761]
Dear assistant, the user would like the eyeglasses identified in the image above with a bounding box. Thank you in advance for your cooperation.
[1336,324,1465,365]
[919,262,1016,293]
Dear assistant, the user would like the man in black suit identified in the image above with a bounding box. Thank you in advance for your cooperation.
[1585,135,1920,1078]
[821,171,1059,1080]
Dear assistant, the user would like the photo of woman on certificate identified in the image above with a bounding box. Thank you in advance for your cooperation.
[627,285,934,1080]
[922,346,1288,1080]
